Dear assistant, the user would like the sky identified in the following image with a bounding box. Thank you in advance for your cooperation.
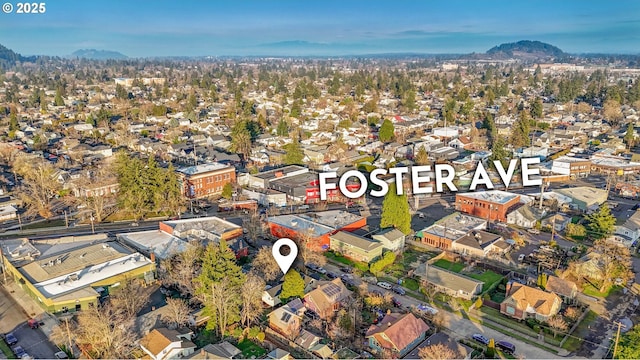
[1,0,639,57]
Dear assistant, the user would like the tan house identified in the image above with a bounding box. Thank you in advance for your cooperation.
[365,313,430,357]
[303,279,351,319]
[329,231,383,263]
[501,283,562,321]
[268,298,305,338]
[139,328,196,360]
[545,276,578,304]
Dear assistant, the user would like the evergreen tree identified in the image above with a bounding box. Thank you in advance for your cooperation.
[625,122,635,148]
[280,270,305,301]
[414,146,430,165]
[380,183,411,235]
[54,88,65,106]
[196,240,245,334]
[489,137,510,169]
[283,140,304,165]
[378,119,395,143]
[586,204,616,239]
[510,113,531,148]
[221,183,233,200]
[530,97,543,119]
[276,120,289,136]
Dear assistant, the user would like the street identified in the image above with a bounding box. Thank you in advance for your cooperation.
[319,261,558,359]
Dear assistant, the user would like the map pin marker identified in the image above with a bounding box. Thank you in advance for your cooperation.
[272,238,298,275]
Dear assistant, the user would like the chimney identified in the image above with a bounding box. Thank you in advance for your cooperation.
[150,252,156,262]
[505,281,513,296]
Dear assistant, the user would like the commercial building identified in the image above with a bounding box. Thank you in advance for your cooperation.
[268,210,366,250]
[455,190,521,222]
[553,187,608,212]
[177,162,236,199]
[0,235,155,314]
[551,156,591,179]
[415,212,487,250]
[329,231,383,263]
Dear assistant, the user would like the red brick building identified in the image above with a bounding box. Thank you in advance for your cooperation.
[268,210,367,250]
[177,162,236,199]
[455,190,520,222]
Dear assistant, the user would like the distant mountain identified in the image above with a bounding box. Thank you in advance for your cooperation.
[0,44,36,67]
[71,49,128,60]
[486,40,565,59]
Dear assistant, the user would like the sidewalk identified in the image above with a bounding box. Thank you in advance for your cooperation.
[2,280,59,338]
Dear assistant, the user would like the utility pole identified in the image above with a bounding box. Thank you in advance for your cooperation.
[17,213,22,231]
[90,215,95,234]
[539,182,546,210]
[64,210,68,228]
[613,321,625,358]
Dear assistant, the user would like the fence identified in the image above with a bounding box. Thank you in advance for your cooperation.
[559,306,590,348]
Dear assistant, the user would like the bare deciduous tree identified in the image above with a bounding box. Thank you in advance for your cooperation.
[250,246,281,282]
[547,315,568,338]
[418,343,461,360]
[109,277,149,318]
[75,303,136,359]
[161,298,191,330]
[13,155,61,219]
[240,274,266,327]
[160,244,203,297]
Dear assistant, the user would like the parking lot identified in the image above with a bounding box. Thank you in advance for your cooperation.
[0,285,59,359]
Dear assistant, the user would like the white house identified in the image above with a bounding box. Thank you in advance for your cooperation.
[507,204,546,229]
[0,205,17,221]
[371,228,405,253]
[614,210,640,247]
[139,328,196,360]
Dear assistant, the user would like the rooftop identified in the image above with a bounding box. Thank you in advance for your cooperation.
[18,240,135,283]
[457,190,519,204]
[330,231,383,252]
[418,212,487,240]
[253,165,308,180]
[163,216,241,238]
[118,230,193,260]
[176,162,233,176]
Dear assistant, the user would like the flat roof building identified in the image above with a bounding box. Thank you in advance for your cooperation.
[415,212,487,251]
[177,162,236,199]
[456,190,521,222]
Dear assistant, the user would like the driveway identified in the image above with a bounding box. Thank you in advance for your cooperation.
[0,285,59,359]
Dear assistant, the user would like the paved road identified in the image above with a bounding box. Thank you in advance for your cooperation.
[0,286,59,359]
[319,262,558,359]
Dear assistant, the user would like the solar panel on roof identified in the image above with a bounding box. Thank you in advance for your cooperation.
[321,283,341,297]
[281,312,292,323]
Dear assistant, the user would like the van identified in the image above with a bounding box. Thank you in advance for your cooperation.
[496,340,516,354]
[517,254,525,262]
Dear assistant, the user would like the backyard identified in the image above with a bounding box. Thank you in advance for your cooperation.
[432,259,465,273]
[468,270,504,292]
[237,339,267,359]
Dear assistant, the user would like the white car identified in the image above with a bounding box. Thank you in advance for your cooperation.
[377,281,393,290]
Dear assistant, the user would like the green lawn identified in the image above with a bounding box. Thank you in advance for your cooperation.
[583,284,620,298]
[403,278,420,291]
[0,340,15,359]
[237,340,267,359]
[432,259,465,273]
[324,251,369,272]
[467,271,504,292]
[562,310,598,352]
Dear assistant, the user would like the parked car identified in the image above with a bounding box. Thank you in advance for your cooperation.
[391,297,402,308]
[12,346,26,358]
[340,266,353,273]
[472,333,490,345]
[326,272,338,279]
[298,205,310,210]
[517,254,525,262]
[416,303,439,315]
[392,286,406,295]
[528,229,540,235]
[376,281,392,290]
[4,332,17,346]
[54,351,69,359]
[316,267,327,275]
[306,263,320,271]
[496,340,516,354]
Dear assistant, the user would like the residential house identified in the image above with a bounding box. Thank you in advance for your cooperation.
[365,312,430,357]
[371,228,406,253]
[294,330,323,353]
[542,214,572,233]
[139,328,197,360]
[451,230,510,258]
[329,231,383,263]
[507,204,547,229]
[263,284,283,307]
[266,349,291,360]
[268,298,306,338]
[615,209,640,248]
[303,278,352,319]
[415,264,484,300]
[406,332,473,359]
[0,204,17,221]
[188,342,242,359]
[545,276,578,304]
[500,282,562,321]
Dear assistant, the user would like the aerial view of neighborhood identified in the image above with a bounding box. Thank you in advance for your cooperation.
[1,1,640,359]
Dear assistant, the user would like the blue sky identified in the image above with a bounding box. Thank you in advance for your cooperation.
[1,0,639,57]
